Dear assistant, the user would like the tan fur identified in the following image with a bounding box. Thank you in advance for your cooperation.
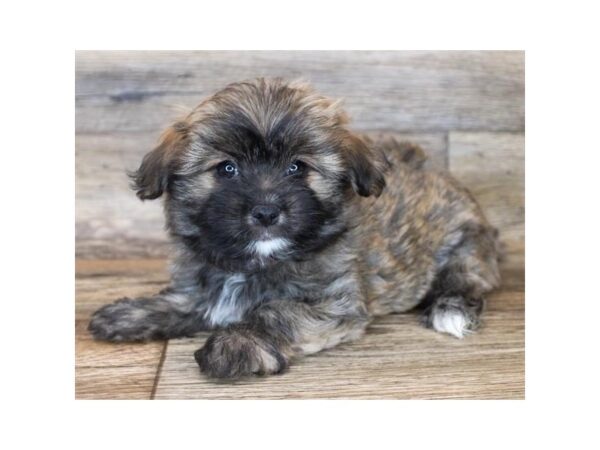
[355,147,500,315]
[306,171,337,201]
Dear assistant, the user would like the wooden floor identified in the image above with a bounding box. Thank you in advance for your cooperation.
[75,249,523,399]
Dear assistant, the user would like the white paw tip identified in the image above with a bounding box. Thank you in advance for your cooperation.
[432,310,472,339]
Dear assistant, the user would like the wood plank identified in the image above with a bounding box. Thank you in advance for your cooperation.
[75,259,168,399]
[75,132,168,259]
[76,365,162,400]
[154,286,524,399]
[448,132,525,267]
[76,51,524,133]
[76,132,447,259]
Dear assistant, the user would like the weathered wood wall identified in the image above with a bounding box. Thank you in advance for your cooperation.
[75,51,524,259]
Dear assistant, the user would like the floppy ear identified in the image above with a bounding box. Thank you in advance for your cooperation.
[343,133,390,197]
[130,123,189,200]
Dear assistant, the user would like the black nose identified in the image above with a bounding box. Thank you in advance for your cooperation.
[251,204,281,227]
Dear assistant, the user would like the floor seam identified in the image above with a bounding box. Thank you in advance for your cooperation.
[150,340,169,400]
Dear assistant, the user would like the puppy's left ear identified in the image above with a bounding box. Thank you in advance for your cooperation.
[130,122,189,200]
[343,133,390,197]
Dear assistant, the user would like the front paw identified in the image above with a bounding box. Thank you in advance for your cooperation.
[88,298,156,342]
[194,328,288,379]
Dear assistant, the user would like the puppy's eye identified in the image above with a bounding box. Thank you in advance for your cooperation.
[285,161,304,176]
[217,161,239,178]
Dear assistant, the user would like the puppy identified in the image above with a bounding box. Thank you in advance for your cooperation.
[89,78,501,379]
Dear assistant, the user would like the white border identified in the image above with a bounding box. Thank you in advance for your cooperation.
[3,0,600,448]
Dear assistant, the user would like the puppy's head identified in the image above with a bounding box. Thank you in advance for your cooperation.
[131,78,389,270]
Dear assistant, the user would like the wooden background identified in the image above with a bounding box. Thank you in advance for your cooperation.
[75,51,525,399]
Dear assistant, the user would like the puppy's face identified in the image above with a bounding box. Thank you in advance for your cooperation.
[132,79,388,271]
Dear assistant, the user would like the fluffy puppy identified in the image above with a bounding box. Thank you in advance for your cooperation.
[89,78,501,379]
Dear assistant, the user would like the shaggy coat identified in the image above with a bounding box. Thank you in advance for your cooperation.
[89,78,501,378]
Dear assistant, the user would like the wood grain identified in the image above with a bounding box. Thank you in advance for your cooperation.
[448,132,525,266]
[76,51,524,134]
[75,259,168,399]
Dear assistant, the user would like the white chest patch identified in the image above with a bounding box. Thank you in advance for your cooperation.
[249,238,290,257]
[204,273,247,327]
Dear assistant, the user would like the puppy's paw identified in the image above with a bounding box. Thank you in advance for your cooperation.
[420,296,483,339]
[194,328,288,379]
[88,298,157,342]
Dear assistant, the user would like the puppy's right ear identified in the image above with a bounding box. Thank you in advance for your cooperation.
[343,133,390,197]
[130,122,189,200]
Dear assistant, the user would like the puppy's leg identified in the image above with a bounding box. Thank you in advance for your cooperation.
[420,226,501,339]
[194,296,369,378]
[88,290,205,342]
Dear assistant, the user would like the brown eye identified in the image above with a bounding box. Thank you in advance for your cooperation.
[286,161,303,176]
[217,161,239,178]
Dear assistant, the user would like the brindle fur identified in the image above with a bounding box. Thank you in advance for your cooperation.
[89,78,501,379]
